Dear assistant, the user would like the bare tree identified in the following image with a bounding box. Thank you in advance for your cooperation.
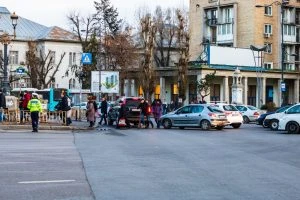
[153,6,177,68]
[137,13,157,100]
[25,41,65,89]
[176,9,190,104]
[103,28,138,95]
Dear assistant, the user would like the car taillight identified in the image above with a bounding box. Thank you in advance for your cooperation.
[254,112,259,116]
[208,113,217,117]
[225,111,232,116]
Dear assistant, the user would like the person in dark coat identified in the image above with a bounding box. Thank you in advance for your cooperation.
[99,97,108,126]
[137,98,149,128]
[117,101,131,128]
[0,88,6,122]
[60,92,71,125]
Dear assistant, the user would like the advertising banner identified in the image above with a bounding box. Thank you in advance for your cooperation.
[91,71,119,93]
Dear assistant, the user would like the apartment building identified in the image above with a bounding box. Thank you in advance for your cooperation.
[189,0,300,107]
[0,7,82,90]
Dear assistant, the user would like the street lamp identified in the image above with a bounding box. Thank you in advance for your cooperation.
[256,1,289,106]
[0,12,18,95]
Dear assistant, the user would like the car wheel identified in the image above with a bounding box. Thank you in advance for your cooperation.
[243,116,250,124]
[231,123,241,129]
[270,119,279,131]
[262,120,268,128]
[163,119,172,129]
[179,127,185,129]
[286,122,300,134]
[201,120,211,130]
[215,126,224,130]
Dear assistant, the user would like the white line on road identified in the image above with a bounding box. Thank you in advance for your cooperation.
[18,180,76,184]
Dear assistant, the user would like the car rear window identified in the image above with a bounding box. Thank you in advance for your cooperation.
[125,99,141,107]
[223,105,238,111]
[247,106,257,110]
[208,106,223,113]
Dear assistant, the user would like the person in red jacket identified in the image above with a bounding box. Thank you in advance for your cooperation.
[20,90,31,123]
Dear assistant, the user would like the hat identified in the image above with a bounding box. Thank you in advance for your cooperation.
[32,93,38,97]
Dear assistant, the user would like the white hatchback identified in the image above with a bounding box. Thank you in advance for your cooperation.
[210,103,243,128]
[278,103,300,134]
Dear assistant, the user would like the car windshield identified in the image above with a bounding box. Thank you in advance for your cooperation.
[247,106,258,110]
[223,105,238,111]
[276,105,291,113]
[125,99,141,108]
[236,106,246,111]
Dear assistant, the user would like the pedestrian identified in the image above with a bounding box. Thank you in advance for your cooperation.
[117,100,131,128]
[20,90,31,123]
[169,100,175,112]
[0,88,6,122]
[86,96,96,127]
[99,97,108,126]
[60,92,72,125]
[137,98,149,128]
[152,99,163,128]
[27,93,42,132]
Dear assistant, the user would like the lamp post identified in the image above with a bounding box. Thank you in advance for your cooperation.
[0,12,18,95]
[256,1,289,106]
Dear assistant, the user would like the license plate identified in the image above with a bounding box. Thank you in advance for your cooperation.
[131,108,140,112]
[232,114,239,116]
[219,115,226,119]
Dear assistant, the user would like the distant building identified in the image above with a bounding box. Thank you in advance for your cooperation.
[0,7,81,90]
[188,0,300,106]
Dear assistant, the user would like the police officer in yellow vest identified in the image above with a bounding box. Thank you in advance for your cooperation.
[27,93,42,132]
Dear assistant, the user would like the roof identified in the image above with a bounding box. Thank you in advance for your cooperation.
[0,7,79,42]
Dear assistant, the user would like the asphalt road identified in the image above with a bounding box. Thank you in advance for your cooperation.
[1,124,300,200]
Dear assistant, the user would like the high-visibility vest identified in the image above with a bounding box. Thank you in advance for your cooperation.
[27,99,42,112]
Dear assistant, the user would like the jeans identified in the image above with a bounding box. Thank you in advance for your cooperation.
[0,111,3,122]
[99,113,107,125]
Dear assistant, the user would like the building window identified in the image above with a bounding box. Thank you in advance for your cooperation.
[264,43,272,54]
[69,78,76,89]
[264,62,273,69]
[264,6,272,16]
[69,52,72,66]
[73,52,76,64]
[69,52,77,66]
[264,24,272,34]
[49,51,55,64]
[9,51,18,65]
[284,25,296,36]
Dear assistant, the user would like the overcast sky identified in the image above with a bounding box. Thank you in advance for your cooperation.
[2,0,189,30]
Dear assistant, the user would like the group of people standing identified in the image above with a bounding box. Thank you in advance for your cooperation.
[85,96,108,128]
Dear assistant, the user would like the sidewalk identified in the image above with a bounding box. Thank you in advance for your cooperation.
[0,120,92,131]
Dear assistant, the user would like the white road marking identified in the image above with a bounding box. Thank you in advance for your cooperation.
[0,162,36,165]
[18,180,76,184]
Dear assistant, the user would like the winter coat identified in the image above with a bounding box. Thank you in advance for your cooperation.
[86,101,95,122]
[100,100,108,114]
[152,103,163,119]
[22,93,31,109]
[0,93,6,108]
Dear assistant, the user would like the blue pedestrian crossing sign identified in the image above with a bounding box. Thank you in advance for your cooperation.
[82,53,92,65]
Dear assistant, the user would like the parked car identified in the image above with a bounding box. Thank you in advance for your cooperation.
[160,104,228,130]
[209,103,243,128]
[235,105,261,123]
[107,97,144,127]
[278,103,300,134]
[257,105,291,128]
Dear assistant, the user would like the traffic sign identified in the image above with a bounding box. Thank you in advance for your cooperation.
[16,67,25,74]
[82,53,92,65]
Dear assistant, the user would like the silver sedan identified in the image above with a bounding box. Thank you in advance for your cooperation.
[160,104,229,130]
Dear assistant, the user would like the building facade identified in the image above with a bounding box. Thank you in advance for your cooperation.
[187,0,300,107]
[0,7,82,91]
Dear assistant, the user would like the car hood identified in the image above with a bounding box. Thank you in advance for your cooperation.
[265,112,284,120]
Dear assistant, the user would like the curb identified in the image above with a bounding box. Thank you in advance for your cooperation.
[0,125,91,131]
